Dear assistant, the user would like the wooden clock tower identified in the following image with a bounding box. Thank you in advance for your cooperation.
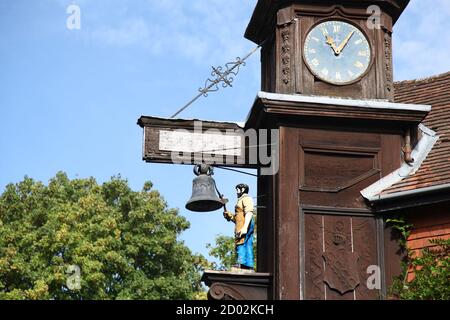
[140,0,433,300]
[237,0,423,300]
[247,0,408,101]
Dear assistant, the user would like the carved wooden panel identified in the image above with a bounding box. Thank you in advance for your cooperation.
[276,10,297,94]
[352,217,379,300]
[303,210,380,300]
[298,127,382,208]
[323,215,357,300]
[301,146,380,192]
[304,214,325,300]
[383,31,394,101]
[202,271,272,300]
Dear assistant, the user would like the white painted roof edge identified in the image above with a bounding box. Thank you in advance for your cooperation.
[365,183,450,202]
[360,124,439,202]
[257,91,432,112]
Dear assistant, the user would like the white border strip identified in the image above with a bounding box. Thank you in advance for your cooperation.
[257,91,432,112]
[367,183,450,202]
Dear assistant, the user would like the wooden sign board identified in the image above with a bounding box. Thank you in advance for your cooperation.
[138,116,256,168]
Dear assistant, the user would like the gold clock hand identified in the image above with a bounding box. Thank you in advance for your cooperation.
[325,35,338,54]
[336,30,355,55]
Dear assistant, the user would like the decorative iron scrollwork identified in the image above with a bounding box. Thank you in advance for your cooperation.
[199,57,246,97]
[170,40,267,119]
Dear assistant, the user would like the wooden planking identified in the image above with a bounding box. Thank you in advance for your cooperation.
[298,127,383,209]
[300,172,381,209]
[299,127,382,149]
[300,15,316,95]
[276,126,300,299]
[380,133,402,177]
[257,171,276,275]
[302,151,377,191]
[383,222,404,292]
[352,217,379,300]
[256,172,277,299]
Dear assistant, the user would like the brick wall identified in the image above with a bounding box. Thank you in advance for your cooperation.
[406,209,450,281]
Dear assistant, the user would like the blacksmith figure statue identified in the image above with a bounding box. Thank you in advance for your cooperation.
[223,183,255,271]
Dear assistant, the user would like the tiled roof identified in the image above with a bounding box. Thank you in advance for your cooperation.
[382,71,450,195]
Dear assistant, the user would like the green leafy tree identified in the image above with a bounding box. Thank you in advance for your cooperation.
[390,238,450,300]
[206,235,236,271]
[0,172,207,300]
[207,211,257,271]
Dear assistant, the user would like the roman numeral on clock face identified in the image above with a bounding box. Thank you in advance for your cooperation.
[358,50,368,56]
[355,61,364,69]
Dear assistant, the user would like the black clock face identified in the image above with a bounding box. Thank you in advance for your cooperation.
[304,20,372,85]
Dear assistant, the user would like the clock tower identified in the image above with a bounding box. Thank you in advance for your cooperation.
[140,0,431,301]
[245,0,409,100]
[237,0,425,300]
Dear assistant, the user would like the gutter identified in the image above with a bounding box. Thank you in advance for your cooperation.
[361,124,439,202]
[368,183,450,203]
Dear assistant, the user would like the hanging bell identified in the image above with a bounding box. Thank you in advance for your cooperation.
[185,164,224,212]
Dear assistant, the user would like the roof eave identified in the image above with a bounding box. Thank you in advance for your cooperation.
[367,183,450,203]
[245,0,410,44]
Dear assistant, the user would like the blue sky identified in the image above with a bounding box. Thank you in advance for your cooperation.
[1,0,449,262]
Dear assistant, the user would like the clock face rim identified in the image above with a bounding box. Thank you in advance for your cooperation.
[302,18,374,86]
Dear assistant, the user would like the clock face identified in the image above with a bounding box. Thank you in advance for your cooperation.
[304,20,372,85]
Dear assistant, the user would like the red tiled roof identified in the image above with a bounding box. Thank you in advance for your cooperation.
[383,71,450,195]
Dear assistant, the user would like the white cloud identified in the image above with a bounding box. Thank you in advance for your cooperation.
[78,0,257,66]
[66,0,450,82]
[91,18,150,47]
[393,0,450,80]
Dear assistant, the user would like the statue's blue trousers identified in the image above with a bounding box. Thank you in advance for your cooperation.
[236,219,255,268]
